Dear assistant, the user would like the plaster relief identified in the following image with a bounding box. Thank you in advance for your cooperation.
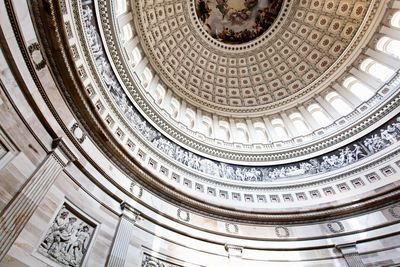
[37,205,95,266]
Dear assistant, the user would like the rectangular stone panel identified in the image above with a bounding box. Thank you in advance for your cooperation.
[37,203,96,267]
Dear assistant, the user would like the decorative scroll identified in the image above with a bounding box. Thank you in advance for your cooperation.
[38,205,95,267]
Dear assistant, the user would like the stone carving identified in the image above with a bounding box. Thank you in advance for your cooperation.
[388,205,400,219]
[38,205,94,267]
[142,254,183,267]
[82,1,400,183]
[275,226,290,237]
[225,223,239,234]
[28,42,46,70]
[177,209,190,222]
[327,221,345,233]
[70,123,86,143]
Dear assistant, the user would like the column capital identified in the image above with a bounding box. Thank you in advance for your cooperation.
[336,242,358,255]
[120,202,140,222]
[336,243,365,267]
[52,137,77,167]
[224,244,243,256]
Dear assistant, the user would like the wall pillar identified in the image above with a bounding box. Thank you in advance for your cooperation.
[106,202,139,267]
[225,244,243,267]
[332,84,363,107]
[298,105,320,130]
[336,243,365,267]
[315,95,341,120]
[0,138,76,260]
[280,112,299,138]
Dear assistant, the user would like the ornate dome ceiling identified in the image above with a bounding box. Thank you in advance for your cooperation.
[86,0,398,168]
[134,0,371,111]
[28,0,400,218]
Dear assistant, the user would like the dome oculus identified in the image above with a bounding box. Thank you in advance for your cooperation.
[195,0,284,44]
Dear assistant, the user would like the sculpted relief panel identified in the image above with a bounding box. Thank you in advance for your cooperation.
[37,204,95,267]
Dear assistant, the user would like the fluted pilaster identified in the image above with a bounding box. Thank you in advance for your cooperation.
[106,202,139,267]
[0,138,76,260]
[337,243,365,267]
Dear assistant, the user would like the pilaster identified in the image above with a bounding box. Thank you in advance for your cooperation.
[0,138,76,260]
[225,244,243,267]
[106,202,139,267]
[336,243,365,267]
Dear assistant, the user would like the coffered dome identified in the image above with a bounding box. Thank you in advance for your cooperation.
[92,0,399,169]
[2,0,400,265]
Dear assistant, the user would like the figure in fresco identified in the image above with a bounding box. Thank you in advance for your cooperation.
[195,0,284,44]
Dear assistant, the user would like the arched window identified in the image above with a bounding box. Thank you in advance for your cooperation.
[391,11,400,28]
[360,58,395,82]
[289,113,310,135]
[325,92,352,116]
[307,104,331,127]
[253,122,269,143]
[154,84,165,106]
[235,123,250,144]
[182,108,195,129]
[141,67,153,88]
[115,0,127,16]
[343,77,374,101]
[271,118,288,141]
[199,116,213,137]
[121,24,132,43]
[131,47,142,67]
[215,121,231,142]
[376,36,400,58]
[167,98,180,120]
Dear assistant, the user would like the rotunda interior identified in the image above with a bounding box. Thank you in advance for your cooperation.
[1,0,400,266]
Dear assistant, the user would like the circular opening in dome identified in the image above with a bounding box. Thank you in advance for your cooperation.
[194,0,284,44]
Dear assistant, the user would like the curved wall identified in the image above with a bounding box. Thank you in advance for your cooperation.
[0,0,399,266]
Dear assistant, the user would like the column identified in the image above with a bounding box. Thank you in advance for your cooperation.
[125,36,140,55]
[213,115,219,140]
[160,88,172,109]
[229,118,238,142]
[106,202,139,267]
[332,84,363,107]
[315,95,341,120]
[132,57,148,76]
[379,25,400,40]
[178,100,187,122]
[336,243,365,267]
[365,48,400,70]
[147,74,159,95]
[262,116,278,142]
[0,138,76,260]
[245,119,255,143]
[117,13,133,26]
[349,68,382,88]
[225,244,243,267]
[298,105,320,130]
[196,108,203,133]
[279,112,299,137]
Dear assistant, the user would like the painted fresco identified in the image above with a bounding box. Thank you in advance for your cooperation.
[195,0,284,44]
